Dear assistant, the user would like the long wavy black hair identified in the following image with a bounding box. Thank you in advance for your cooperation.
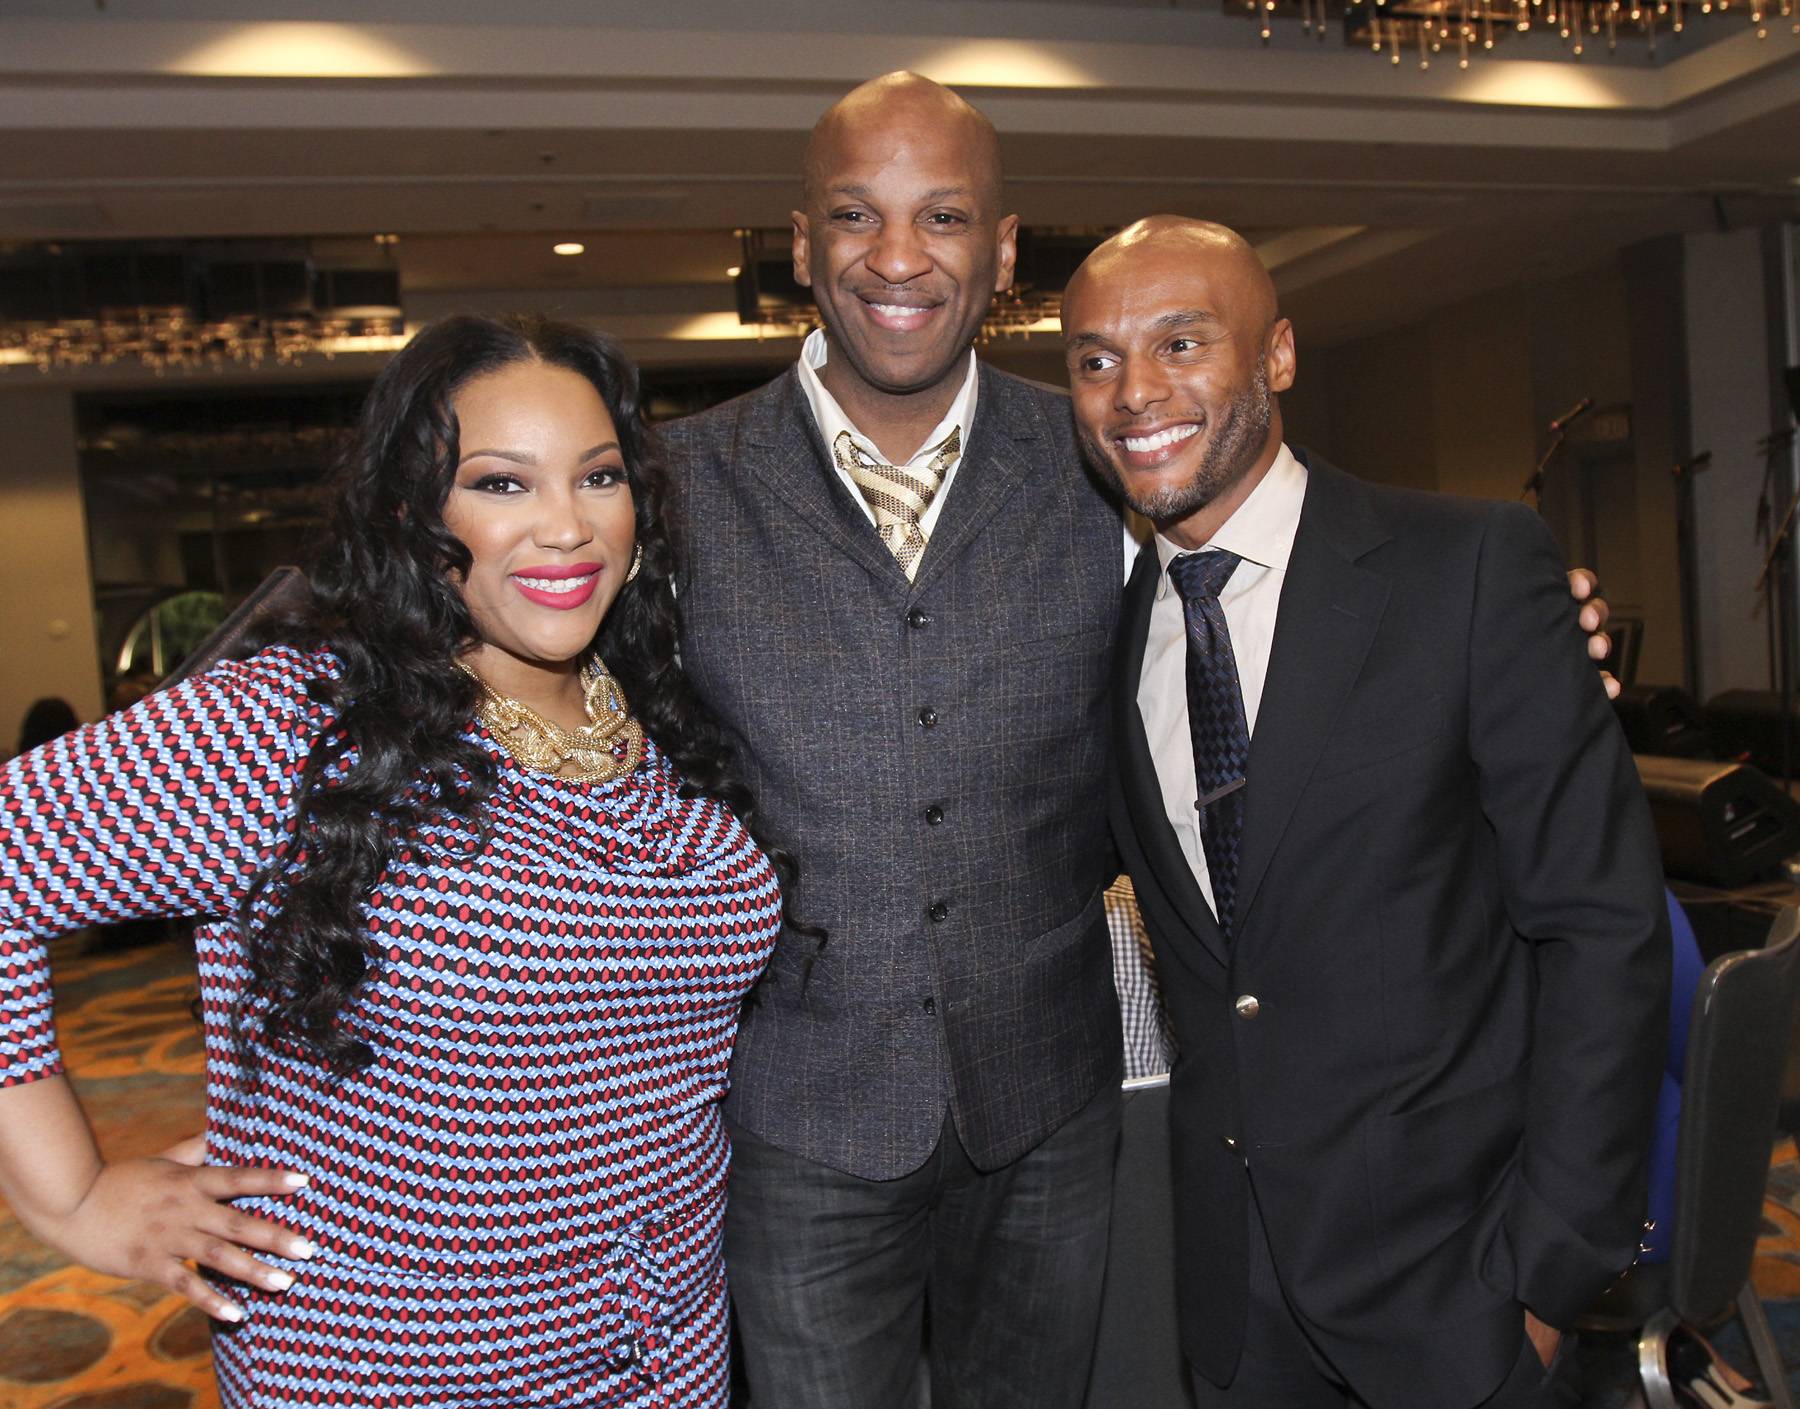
[237,313,779,1077]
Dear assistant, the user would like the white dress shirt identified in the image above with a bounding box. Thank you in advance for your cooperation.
[1137,444,1309,918]
[796,327,978,542]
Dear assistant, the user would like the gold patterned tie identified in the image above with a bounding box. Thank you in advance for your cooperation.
[833,426,961,580]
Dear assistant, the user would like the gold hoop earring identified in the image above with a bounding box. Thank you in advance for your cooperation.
[625,544,643,583]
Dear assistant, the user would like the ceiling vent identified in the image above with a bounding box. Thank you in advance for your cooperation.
[580,191,690,226]
[0,200,115,235]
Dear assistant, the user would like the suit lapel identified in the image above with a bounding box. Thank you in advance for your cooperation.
[1116,540,1231,969]
[1233,458,1392,940]
[741,367,909,585]
[910,364,1029,595]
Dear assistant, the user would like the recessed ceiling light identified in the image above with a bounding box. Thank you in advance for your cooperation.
[726,265,742,278]
[553,242,585,256]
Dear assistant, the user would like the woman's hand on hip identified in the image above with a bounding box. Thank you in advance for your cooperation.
[36,1134,315,1323]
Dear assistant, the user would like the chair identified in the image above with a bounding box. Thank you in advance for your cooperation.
[1606,616,1645,689]
[1584,905,1800,1409]
[151,564,309,693]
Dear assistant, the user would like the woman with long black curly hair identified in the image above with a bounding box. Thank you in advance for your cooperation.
[0,314,784,1406]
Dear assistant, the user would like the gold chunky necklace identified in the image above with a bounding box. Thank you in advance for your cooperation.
[458,657,646,785]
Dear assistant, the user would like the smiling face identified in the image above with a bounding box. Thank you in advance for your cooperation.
[440,359,636,694]
[792,76,1018,413]
[1062,220,1295,549]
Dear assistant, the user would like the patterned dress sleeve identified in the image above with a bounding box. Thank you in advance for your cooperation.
[0,647,327,1088]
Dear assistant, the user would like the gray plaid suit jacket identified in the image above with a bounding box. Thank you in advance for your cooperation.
[662,363,1125,1179]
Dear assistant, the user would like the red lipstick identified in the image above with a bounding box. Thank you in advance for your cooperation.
[510,562,603,611]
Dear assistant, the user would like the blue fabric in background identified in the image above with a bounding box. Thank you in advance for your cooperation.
[1641,891,1708,1263]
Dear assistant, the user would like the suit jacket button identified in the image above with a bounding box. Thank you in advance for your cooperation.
[918,706,938,728]
[922,995,936,1014]
[907,608,931,629]
[924,805,945,826]
[929,901,950,922]
[1234,994,1260,1019]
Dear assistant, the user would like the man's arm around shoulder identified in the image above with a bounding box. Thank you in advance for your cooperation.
[1466,501,1670,1329]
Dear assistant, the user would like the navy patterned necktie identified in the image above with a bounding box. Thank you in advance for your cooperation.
[1167,549,1249,937]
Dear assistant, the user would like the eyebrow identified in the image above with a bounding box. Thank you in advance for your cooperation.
[457,441,621,467]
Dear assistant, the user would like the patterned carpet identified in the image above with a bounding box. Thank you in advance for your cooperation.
[3,937,1799,1407]
[0,934,216,1408]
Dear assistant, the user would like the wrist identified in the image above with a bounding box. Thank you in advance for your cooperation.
[0,1077,107,1239]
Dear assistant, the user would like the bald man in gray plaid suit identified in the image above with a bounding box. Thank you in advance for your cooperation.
[661,74,1128,1409]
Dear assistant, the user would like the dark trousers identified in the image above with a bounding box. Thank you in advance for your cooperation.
[1188,1193,1578,1409]
[723,1082,1122,1409]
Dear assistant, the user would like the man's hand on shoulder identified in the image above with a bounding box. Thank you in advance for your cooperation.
[1567,568,1618,699]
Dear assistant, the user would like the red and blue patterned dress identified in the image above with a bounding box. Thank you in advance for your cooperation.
[0,646,782,1407]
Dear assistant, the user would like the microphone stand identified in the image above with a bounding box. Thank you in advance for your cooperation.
[1522,434,1566,513]
[1522,397,1593,513]
[1752,427,1799,788]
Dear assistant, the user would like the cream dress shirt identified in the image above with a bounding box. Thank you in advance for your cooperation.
[795,327,978,542]
[1136,444,1309,919]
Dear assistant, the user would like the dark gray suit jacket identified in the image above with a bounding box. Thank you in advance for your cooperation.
[663,364,1125,1179]
[1111,454,1669,1409]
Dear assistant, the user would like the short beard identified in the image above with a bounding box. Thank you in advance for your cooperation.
[1082,363,1273,527]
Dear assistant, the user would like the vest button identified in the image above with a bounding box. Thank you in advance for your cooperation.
[907,608,931,629]
[921,995,936,1014]
[1234,994,1260,1020]
[924,805,945,825]
[918,706,938,728]
[929,901,950,922]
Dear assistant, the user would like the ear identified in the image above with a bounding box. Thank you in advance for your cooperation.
[790,210,814,290]
[1265,318,1297,395]
[993,212,1021,295]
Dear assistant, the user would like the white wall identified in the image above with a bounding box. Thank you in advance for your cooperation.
[0,388,103,749]
[1684,227,1778,700]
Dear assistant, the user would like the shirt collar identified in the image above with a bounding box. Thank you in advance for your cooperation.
[797,327,979,468]
[1154,443,1309,595]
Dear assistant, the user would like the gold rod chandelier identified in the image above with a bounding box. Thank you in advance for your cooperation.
[1255,0,1796,67]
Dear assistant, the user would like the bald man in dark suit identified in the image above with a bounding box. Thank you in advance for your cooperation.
[1064,217,1668,1409]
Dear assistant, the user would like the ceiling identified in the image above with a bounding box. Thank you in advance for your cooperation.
[0,0,1794,381]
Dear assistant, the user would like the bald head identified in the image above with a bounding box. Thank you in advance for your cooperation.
[1069,216,1278,336]
[804,71,1004,211]
[790,71,1019,417]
